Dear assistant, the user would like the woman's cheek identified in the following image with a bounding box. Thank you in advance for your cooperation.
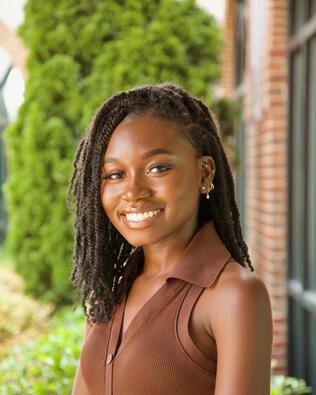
[100,184,115,213]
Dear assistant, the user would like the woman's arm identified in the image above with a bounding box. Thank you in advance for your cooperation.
[210,270,273,395]
[71,318,93,395]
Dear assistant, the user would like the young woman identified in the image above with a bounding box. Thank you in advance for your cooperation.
[69,83,273,395]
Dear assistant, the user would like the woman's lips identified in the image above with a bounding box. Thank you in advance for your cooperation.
[121,208,164,229]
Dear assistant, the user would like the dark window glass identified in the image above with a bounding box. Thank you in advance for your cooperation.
[235,0,246,87]
[288,0,316,389]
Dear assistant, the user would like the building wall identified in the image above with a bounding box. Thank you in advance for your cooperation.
[221,0,289,375]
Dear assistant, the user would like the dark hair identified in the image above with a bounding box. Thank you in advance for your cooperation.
[67,82,253,323]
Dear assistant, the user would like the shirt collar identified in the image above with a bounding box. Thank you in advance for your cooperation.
[165,220,231,288]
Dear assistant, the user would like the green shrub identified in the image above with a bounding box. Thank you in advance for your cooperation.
[4,0,223,305]
[271,375,312,394]
[0,306,84,394]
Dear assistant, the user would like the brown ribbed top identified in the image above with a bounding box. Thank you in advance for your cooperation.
[72,220,233,394]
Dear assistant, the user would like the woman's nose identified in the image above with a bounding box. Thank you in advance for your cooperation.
[122,175,152,201]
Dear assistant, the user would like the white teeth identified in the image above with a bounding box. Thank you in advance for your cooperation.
[125,209,161,222]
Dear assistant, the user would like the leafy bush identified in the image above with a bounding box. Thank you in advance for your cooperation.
[0,267,53,358]
[0,306,84,394]
[4,0,223,305]
[271,375,312,394]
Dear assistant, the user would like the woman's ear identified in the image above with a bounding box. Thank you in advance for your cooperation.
[199,156,216,194]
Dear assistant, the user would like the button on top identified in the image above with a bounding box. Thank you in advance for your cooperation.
[106,353,113,364]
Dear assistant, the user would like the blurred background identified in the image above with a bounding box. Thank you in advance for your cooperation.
[0,0,315,393]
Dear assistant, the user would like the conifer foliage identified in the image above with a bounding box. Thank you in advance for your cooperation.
[4,0,222,304]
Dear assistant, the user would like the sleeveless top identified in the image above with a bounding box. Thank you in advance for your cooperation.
[72,220,234,395]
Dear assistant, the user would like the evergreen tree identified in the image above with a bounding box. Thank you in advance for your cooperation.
[4,0,222,305]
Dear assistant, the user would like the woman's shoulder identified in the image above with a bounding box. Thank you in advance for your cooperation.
[203,259,271,318]
[200,264,272,394]
[215,259,268,293]
[197,258,272,355]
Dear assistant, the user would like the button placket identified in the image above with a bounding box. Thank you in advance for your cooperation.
[104,294,126,394]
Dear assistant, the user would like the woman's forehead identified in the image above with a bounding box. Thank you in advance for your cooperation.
[104,113,187,155]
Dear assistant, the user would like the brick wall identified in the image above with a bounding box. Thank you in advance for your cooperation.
[221,0,289,375]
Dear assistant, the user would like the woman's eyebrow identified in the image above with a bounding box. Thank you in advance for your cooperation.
[103,149,175,165]
[141,148,175,159]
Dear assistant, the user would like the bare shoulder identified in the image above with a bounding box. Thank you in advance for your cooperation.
[202,260,273,394]
[210,259,270,302]
[200,259,272,334]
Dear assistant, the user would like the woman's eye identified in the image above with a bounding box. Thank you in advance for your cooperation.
[146,164,173,174]
[102,171,124,181]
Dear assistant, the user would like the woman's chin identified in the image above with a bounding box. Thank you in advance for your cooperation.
[122,232,161,248]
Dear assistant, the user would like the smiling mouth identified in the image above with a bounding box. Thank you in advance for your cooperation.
[121,208,163,227]
[125,209,162,222]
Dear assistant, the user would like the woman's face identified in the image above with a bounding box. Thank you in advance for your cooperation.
[101,112,213,247]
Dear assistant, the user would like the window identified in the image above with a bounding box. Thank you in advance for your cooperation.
[288,0,316,388]
[234,0,247,234]
[235,0,246,87]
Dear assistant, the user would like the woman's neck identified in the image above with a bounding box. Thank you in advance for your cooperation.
[141,220,199,277]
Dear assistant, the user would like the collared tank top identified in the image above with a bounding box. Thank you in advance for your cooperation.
[72,220,234,394]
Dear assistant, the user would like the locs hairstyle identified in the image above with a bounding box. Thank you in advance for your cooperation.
[67,83,253,324]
